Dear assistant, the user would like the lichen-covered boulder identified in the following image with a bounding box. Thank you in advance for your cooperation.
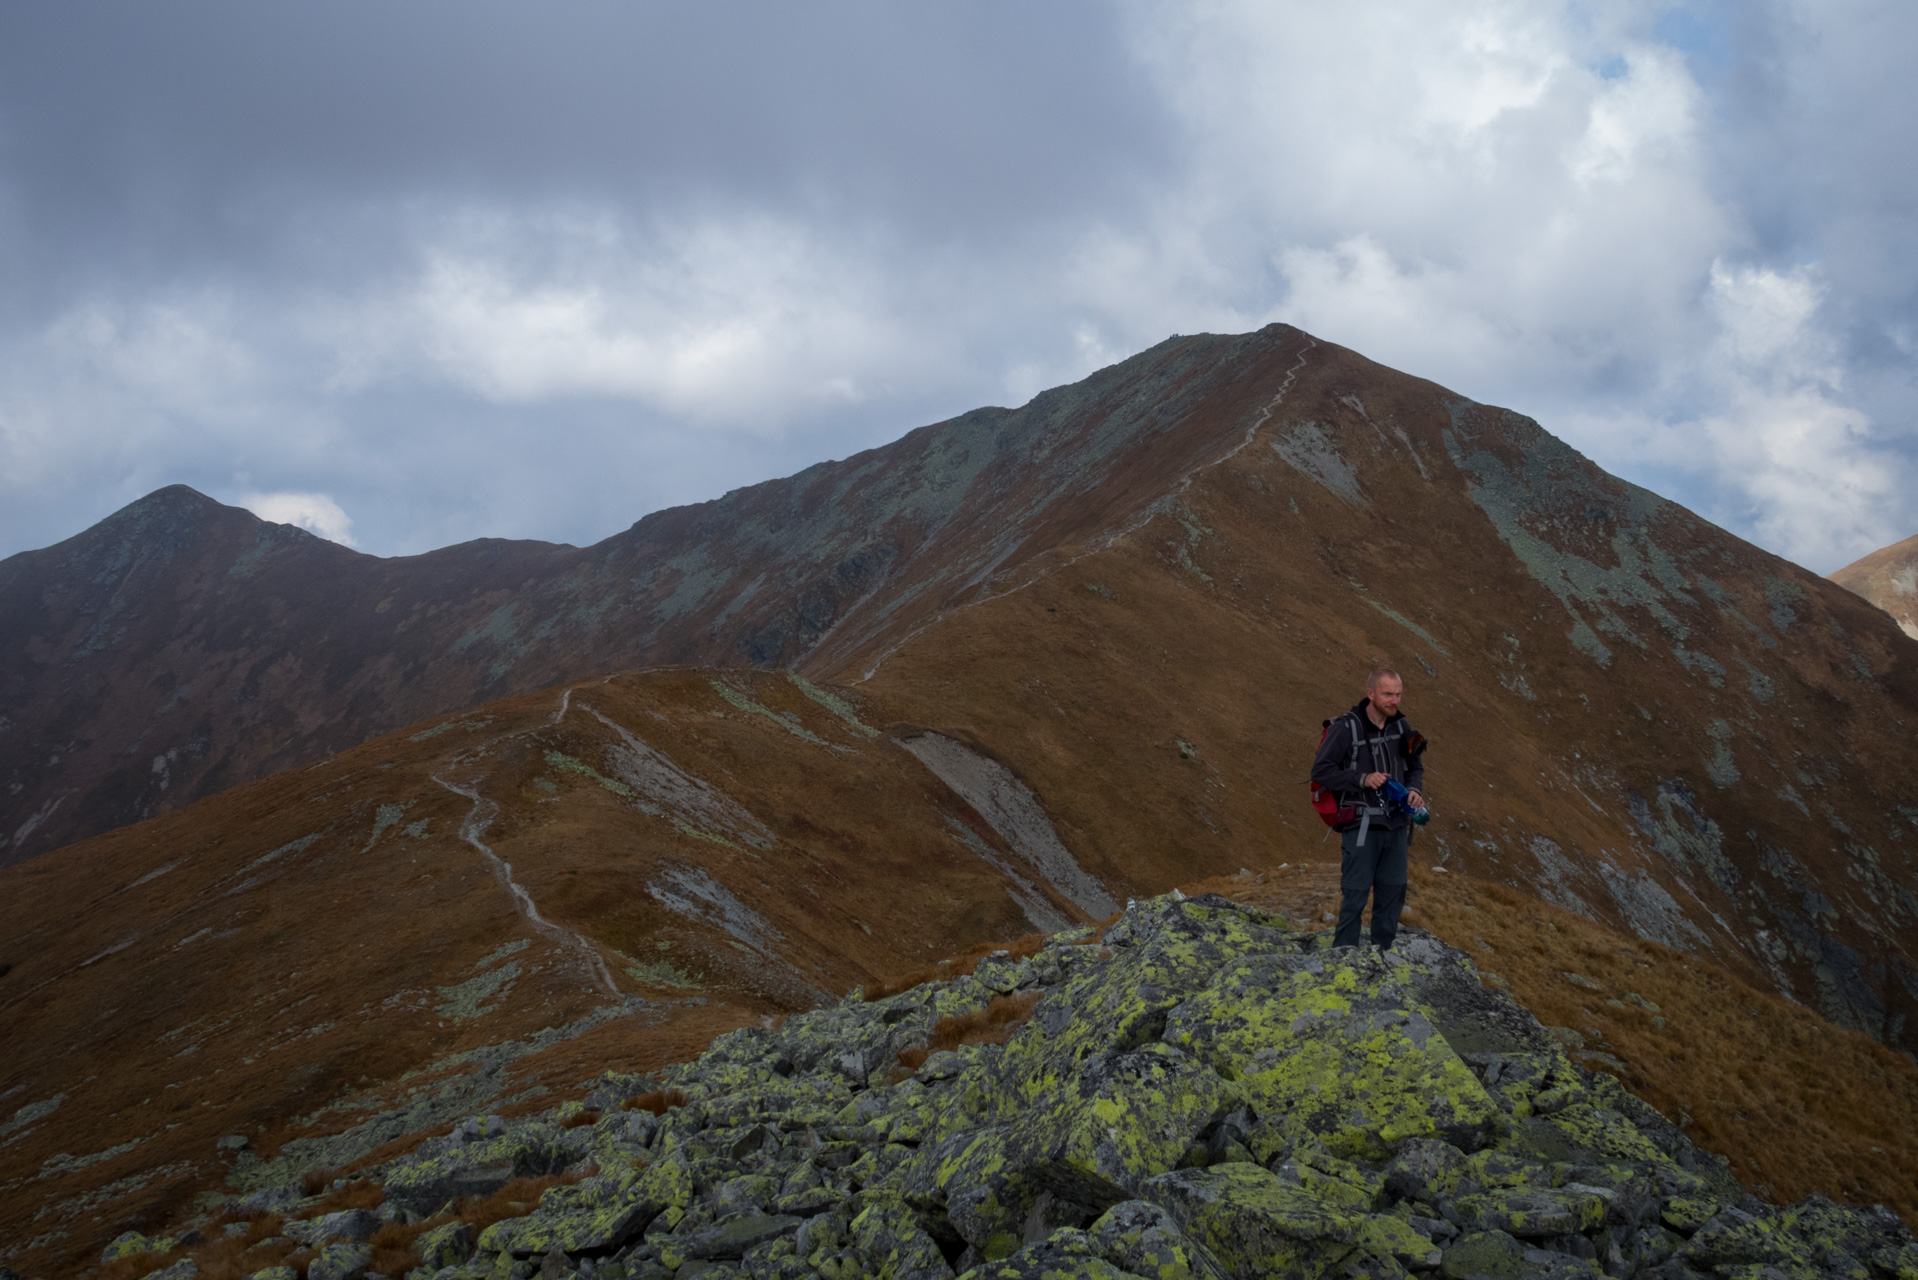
[1445,1187,1607,1239]
[953,1229,1144,1279]
[1682,1195,1918,1280]
[305,1241,370,1280]
[849,1193,955,1279]
[1439,1229,1604,1279]
[100,1231,177,1263]
[1142,1163,1368,1280]
[313,1208,381,1243]
[906,1041,1237,1258]
[164,891,1917,1280]
[413,1219,475,1271]
[478,1161,667,1257]
[1166,953,1499,1160]
[382,1150,519,1216]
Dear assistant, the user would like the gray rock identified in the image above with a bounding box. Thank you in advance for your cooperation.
[245,1268,298,1280]
[678,1212,803,1261]
[412,1220,474,1271]
[306,1242,371,1280]
[316,1209,383,1243]
[382,1156,517,1215]
[147,1262,198,1280]
[1083,1199,1228,1279]
[238,1184,303,1213]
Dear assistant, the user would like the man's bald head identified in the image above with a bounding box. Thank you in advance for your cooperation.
[1366,666,1403,720]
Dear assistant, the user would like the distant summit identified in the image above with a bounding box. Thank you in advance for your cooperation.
[1830,531,1918,640]
[0,327,1314,860]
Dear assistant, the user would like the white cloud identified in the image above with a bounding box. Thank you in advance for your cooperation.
[1,2,1915,574]
[321,214,924,428]
[237,491,357,546]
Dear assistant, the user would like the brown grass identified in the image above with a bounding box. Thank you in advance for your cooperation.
[94,1210,305,1280]
[1185,864,1918,1228]
[893,990,1044,1077]
[298,1178,384,1216]
[363,1211,454,1278]
[560,1109,600,1129]
[454,1173,581,1238]
[621,1088,689,1115]
[862,933,1047,1001]
[341,1120,456,1174]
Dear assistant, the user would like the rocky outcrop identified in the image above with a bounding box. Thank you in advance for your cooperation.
[1831,531,1918,641]
[157,894,1914,1280]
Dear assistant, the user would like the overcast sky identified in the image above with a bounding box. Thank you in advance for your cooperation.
[1,1,1912,573]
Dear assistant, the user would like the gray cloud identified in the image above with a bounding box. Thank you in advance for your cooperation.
[0,1,1912,571]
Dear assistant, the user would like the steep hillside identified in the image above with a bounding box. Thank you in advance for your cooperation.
[836,333,1918,1056]
[0,329,1296,862]
[0,669,1127,1275]
[1831,532,1918,640]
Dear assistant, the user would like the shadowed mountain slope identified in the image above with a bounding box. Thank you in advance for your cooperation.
[1831,531,1918,640]
[0,328,1301,863]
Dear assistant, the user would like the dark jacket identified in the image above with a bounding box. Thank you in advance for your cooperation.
[1310,698,1426,830]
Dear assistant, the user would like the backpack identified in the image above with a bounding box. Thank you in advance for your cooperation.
[1309,713,1361,829]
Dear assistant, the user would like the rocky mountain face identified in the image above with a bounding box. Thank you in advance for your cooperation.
[7,325,1918,1275]
[0,329,1290,863]
[1831,532,1918,640]
[62,895,1918,1280]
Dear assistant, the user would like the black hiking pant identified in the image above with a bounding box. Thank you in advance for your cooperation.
[1336,824,1409,948]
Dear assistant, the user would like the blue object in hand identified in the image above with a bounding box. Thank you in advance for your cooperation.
[1379,777,1430,825]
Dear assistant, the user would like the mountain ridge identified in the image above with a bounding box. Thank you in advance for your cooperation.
[0,328,1302,862]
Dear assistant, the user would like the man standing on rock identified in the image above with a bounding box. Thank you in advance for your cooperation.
[1311,666,1426,950]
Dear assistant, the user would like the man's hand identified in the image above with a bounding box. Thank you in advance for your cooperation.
[1363,772,1389,789]
[1408,790,1424,810]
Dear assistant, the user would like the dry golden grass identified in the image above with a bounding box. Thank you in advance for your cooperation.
[894,990,1044,1077]
[863,932,1048,1001]
[340,1120,456,1174]
[622,1087,690,1115]
[455,1173,578,1238]
[363,1212,453,1278]
[298,1178,384,1216]
[97,1214,303,1280]
[1185,863,1918,1228]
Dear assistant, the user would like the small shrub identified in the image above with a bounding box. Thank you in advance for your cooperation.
[863,933,1048,1001]
[301,1178,384,1215]
[363,1214,450,1278]
[930,991,1042,1050]
[622,1088,689,1115]
[455,1172,583,1237]
[891,990,1044,1078]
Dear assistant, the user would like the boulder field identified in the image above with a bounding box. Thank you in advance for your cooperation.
[85,894,1918,1280]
